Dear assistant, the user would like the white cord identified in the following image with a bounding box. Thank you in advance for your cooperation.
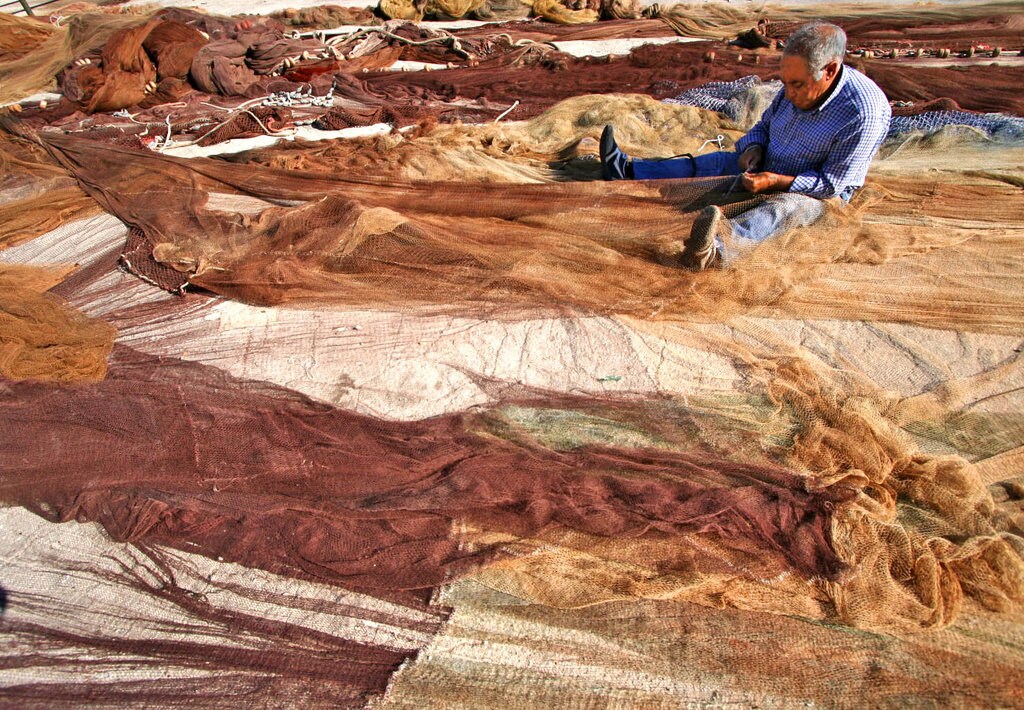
[697,134,725,153]
[494,100,520,123]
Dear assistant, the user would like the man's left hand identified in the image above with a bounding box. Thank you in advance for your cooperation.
[740,171,796,194]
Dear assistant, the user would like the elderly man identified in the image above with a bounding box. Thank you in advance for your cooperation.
[600,21,891,270]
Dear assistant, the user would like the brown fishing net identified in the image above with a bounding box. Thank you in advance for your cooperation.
[271,4,381,29]
[338,38,1022,121]
[311,104,437,132]
[0,11,149,104]
[31,126,734,314]
[21,97,1023,340]
[375,0,615,23]
[0,346,848,603]
[0,13,54,64]
[7,88,1023,631]
[658,0,1024,42]
[5,5,1022,131]
[0,506,444,707]
[0,132,100,249]
[0,264,116,382]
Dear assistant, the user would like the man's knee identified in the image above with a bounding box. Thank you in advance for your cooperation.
[730,193,826,243]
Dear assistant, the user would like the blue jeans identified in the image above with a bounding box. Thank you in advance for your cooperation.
[633,151,841,251]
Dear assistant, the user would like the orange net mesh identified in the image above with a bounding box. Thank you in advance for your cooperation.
[0,263,116,382]
[23,105,1023,340]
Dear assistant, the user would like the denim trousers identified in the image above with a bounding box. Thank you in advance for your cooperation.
[632,151,834,249]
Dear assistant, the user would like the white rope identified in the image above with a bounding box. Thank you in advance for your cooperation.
[494,100,519,123]
[697,134,725,153]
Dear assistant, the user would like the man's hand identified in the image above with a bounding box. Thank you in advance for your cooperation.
[737,145,764,172]
[740,171,795,194]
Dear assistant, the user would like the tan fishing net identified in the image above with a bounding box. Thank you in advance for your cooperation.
[249,94,741,181]
[377,0,646,23]
[0,11,149,104]
[20,98,1021,339]
[0,263,115,382]
[4,88,1018,634]
[0,132,101,248]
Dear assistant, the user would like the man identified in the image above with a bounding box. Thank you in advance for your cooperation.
[600,21,891,270]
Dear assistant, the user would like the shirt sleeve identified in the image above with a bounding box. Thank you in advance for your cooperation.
[734,92,781,155]
[788,103,891,199]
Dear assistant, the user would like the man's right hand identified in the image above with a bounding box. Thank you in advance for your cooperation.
[738,145,764,172]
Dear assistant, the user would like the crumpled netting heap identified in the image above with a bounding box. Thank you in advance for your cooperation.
[465,330,1024,628]
[270,4,379,29]
[376,0,642,24]
[2,11,495,114]
[5,3,1024,143]
[0,10,148,104]
[0,263,115,382]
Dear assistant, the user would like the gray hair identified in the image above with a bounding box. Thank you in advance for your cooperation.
[784,22,847,80]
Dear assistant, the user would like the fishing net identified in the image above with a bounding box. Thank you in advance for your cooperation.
[0,505,444,707]
[0,132,100,248]
[9,94,1017,339]
[0,263,115,382]
[1,3,1023,707]
[270,4,380,29]
[528,0,600,25]
[658,0,1024,43]
[376,0,639,23]
[666,74,1024,138]
[3,84,1021,629]
[379,0,492,22]
[0,13,54,64]
[257,94,741,182]
[0,11,150,104]
[0,345,850,605]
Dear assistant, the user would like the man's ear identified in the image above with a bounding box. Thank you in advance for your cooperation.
[823,60,841,81]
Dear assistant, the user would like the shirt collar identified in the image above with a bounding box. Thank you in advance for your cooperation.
[809,64,847,114]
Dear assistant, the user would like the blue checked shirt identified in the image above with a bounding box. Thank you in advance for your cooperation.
[735,66,891,199]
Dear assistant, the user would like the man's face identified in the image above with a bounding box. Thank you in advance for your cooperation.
[780,54,840,110]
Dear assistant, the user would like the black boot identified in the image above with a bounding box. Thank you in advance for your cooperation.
[600,125,633,181]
